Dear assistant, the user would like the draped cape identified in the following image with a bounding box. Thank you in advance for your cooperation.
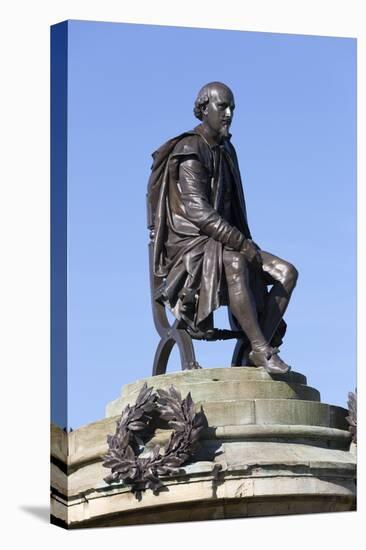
[147,125,266,329]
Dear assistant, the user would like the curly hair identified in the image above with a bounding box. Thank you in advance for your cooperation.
[194,88,210,120]
[193,82,233,121]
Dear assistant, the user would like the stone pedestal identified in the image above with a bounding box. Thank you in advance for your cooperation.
[51,368,356,528]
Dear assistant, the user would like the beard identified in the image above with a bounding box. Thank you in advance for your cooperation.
[219,124,230,138]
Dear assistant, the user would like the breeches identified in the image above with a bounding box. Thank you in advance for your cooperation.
[223,248,298,292]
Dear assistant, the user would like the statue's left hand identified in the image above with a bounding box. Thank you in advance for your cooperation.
[240,239,263,270]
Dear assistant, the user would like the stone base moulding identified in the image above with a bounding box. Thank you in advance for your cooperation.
[51,367,356,528]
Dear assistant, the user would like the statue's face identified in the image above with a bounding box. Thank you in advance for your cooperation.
[203,86,235,138]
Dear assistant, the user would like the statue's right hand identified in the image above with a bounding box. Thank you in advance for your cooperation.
[240,239,263,269]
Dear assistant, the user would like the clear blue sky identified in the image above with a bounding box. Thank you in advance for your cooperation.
[59,20,356,429]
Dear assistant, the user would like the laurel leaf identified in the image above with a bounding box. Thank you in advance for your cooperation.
[120,407,131,422]
[106,434,115,446]
[128,421,146,431]
[130,408,145,421]
[155,466,169,475]
[151,444,161,460]
[104,473,119,484]
[346,390,357,443]
[136,384,155,408]
[123,445,134,460]
[142,401,155,413]
[167,432,182,448]
[102,458,122,469]
[155,388,171,399]
[135,382,148,401]
[168,385,182,402]
[189,428,200,442]
[158,404,175,414]
[163,456,183,468]
[347,391,357,421]
[346,415,356,427]
[119,431,129,448]
[164,435,177,453]
[168,421,185,432]
[193,411,205,428]
[116,468,132,478]
[169,401,186,416]
[159,411,176,421]
[185,393,194,416]
[109,436,120,451]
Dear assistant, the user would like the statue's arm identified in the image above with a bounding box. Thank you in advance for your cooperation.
[179,157,245,250]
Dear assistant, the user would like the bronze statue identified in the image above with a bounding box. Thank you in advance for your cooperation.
[147,82,298,374]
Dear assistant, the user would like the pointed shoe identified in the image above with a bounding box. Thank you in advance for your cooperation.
[249,347,291,374]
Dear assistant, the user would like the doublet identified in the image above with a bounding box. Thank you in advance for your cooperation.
[148,124,259,329]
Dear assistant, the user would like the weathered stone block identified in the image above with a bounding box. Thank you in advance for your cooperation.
[51,366,356,528]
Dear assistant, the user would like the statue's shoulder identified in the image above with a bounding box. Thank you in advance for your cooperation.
[170,132,205,157]
[151,131,195,163]
[150,128,210,174]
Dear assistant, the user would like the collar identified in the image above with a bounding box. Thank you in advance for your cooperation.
[193,123,232,148]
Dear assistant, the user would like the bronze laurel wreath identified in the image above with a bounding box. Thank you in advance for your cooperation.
[346,390,357,444]
[103,383,207,499]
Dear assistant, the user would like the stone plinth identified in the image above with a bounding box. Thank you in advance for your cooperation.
[51,368,356,528]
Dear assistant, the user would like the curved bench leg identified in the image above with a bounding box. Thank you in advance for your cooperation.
[231,339,249,367]
[152,337,175,376]
[175,330,201,370]
[231,339,244,366]
[152,330,201,375]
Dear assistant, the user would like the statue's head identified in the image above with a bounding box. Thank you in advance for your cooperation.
[194,82,235,138]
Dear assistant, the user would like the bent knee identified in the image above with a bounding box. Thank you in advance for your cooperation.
[281,262,299,288]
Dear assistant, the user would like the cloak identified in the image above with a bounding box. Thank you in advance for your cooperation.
[147,124,266,330]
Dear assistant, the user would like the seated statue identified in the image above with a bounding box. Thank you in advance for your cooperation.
[147,82,298,374]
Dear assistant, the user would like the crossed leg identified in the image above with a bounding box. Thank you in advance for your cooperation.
[223,248,267,351]
[223,247,298,372]
[259,250,298,343]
